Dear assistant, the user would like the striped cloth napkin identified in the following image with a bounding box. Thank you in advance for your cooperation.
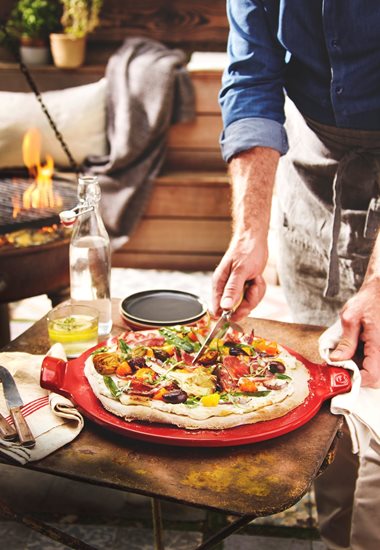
[0,344,83,464]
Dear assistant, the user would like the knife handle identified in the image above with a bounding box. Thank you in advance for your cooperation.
[0,412,17,441]
[10,407,35,448]
[223,281,253,318]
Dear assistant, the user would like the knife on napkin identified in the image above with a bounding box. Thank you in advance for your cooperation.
[0,410,17,440]
[0,365,35,447]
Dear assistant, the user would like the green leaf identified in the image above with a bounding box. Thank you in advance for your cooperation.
[103,375,122,398]
[249,391,271,397]
[185,396,201,408]
[232,391,271,398]
[159,328,195,353]
[276,374,292,380]
[118,339,131,355]
[91,346,109,356]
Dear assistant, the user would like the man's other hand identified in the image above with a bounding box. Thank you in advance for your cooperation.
[330,278,380,387]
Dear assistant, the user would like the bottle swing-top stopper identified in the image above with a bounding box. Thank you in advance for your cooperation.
[59,205,94,227]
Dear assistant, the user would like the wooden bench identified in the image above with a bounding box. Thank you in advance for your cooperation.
[113,65,232,271]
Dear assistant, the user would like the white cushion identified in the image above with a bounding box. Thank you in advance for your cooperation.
[0,78,107,168]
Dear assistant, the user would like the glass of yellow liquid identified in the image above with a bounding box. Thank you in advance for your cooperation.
[47,304,99,358]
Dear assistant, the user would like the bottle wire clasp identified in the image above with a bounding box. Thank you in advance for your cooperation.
[59,205,95,227]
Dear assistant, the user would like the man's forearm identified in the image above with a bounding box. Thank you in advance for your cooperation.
[211,146,280,315]
[229,146,280,240]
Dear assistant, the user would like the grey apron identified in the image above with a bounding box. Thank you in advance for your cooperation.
[276,98,380,326]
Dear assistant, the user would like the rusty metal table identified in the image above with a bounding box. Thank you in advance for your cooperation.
[0,302,342,549]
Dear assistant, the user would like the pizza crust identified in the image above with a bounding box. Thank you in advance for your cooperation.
[84,355,310,430]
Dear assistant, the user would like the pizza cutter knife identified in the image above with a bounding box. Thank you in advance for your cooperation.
[192,310,235,364]
[192,285,249,364]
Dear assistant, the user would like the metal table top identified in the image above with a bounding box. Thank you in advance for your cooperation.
[2,301,341,518]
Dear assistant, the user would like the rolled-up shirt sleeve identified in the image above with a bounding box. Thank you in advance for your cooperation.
[219,0,288,161]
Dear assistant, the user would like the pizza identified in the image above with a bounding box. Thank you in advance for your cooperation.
[84,321,310,430]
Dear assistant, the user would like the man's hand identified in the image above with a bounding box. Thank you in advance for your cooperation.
[212,231,267,320]
[330,234,380,387]
[330,279,380,387]
[212,146,280,320]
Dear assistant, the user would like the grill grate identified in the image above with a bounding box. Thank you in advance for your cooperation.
[0,177,77,235]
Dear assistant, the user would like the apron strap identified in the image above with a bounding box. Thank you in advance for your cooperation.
[324,149,365,298]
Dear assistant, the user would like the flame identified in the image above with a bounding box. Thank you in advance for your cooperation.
[12,193,21,219]
[22,127,41,176]
[19,128,62,211]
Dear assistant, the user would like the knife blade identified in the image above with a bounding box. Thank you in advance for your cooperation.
[192,283,252,365]
[192,310,232,364]
[0,365,35,447]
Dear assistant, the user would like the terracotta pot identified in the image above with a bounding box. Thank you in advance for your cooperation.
[50,33,86,69]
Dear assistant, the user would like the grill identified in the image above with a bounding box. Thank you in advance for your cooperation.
[0,45,82,345]
[0,176,77,235]
[0,173,78,330]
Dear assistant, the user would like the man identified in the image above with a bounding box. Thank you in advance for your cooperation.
[212,2,380,549]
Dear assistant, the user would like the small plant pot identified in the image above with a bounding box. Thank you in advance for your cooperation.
[50,33,86,69]
[19,37,50,65]
[20,45,50,65]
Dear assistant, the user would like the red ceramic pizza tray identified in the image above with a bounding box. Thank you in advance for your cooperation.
[40,342,352,447]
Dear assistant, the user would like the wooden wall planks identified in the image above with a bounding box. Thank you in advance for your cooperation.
[112,250,225,272]
[143,172,231,219]
[112,170,232,271]
[92,0,228,48]
[120,219,231,254]
[0,0,229,62]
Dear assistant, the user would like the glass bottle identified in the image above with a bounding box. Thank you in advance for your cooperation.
[69,175,112,336]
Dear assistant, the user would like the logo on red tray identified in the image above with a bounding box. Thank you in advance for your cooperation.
[333,372,348,386]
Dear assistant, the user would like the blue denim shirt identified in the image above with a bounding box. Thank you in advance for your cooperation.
[220,1,380,161]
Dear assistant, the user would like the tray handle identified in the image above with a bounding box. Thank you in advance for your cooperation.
[40,356,70,397]
[325,366,352,398]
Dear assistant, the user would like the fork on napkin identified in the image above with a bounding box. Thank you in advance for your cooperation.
[0,344,83,464]
[319,320,380,456]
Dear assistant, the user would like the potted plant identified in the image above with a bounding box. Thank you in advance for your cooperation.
[50,0,103,69]
[6,0,61,65]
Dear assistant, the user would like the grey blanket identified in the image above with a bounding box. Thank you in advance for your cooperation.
[86,37,195,247]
